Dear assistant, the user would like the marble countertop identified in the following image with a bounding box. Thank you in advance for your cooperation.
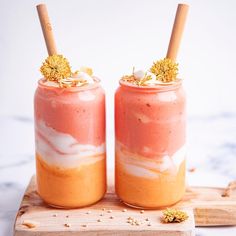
[1,113,236,236]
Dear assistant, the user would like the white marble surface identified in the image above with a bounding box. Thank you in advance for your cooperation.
[0,113,236,236]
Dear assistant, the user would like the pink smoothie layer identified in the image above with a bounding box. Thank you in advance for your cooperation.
[115,82,186,158]
[35,79,105,146]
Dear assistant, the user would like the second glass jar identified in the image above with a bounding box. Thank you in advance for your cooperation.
[115,80,186,209]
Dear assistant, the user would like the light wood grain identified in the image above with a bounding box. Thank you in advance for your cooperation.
[14,176,195,236]
[14,175,236,235]
[176,186,236,226]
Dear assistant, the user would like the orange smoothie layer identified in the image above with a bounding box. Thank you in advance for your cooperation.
[36,153,106,208]
[115,154,185,209]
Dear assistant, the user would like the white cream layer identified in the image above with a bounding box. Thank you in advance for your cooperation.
[35,120,105,168]
[116,142,186,179]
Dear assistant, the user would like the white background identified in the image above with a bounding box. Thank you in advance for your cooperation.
[1,0,236,117]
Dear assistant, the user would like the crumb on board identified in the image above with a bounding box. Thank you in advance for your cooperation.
[222,180,236,197]
[188,167,196,172]
[64,223,71,228]
[22,220,38,228]
[127,217,142,226]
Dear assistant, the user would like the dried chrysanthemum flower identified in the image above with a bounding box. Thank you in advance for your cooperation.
[40,54,72,82]
[150,58,178,82]
[162,208,188,223]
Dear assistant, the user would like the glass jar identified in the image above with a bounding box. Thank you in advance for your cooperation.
[34,78,106,208]
[115,80,186,209]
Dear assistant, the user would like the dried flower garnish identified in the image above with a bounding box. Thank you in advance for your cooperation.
[40,55,72,82]
[162,208,188,223]
[40,55,93,88]
[122,68,153,87]
[150,58,178,82]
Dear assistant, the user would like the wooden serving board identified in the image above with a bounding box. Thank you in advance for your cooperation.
[14,176,236,236]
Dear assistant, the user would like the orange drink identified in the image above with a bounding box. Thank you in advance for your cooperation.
[34,77,106,208]
[115,78,186,209]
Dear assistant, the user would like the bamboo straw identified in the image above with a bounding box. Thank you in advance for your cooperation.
[166,4,189,61]
[36,4,57,55]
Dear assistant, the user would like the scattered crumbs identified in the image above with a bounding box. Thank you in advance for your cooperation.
[102,208,106,211]
[145,218,149,221]
[52,213,57,217]
[188,167,196,172]
[81,224,87,228]
[127,217,142,226]
[140,210,145,214]
[222,180,236,197]
[86,211,91,214]
[99,213,104,216]
[122,209,127,212]
[97,219,102,222]
[162,208,188,223]
[64,223,71,228]
[109,216,114,219]
[107,209,112,213]
[22,220,38,229]
[147,222,152,226]
[66,215,69,218]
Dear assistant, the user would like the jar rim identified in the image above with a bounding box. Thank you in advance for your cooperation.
[119,79,182,92]
[37,77,101,92]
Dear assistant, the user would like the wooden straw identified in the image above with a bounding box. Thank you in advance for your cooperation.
[37,4,57,55]
[166,4,189,61]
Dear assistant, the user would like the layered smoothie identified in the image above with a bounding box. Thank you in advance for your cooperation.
[115,59,186,209]
[35,55,106,208]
